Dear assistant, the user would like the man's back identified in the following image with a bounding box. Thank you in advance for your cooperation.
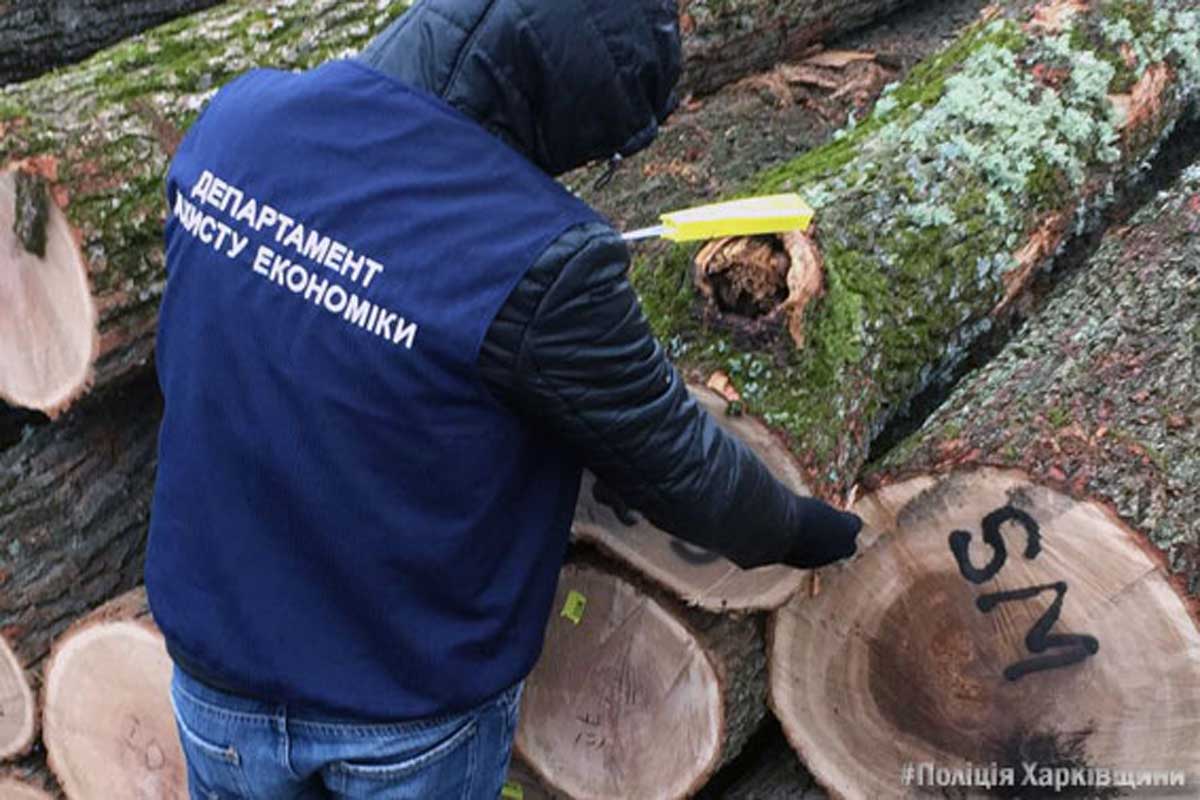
[147,59,600,720]
[150,3,861,796]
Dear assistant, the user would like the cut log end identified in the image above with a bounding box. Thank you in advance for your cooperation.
[770,469,1200,799]
[0,636,35,762]
[42,589,186,800]
[515,565,724,800]
[695,231,824,348]
[0,169,96,417]
[572,385,809,612]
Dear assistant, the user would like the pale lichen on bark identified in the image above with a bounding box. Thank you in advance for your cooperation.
[634,0,1200,494]
[877,161,1200,593]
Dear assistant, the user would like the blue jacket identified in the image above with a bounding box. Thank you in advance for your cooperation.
[148,0,849,721]
[148,59,602,718]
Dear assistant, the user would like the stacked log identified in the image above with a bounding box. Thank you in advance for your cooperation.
[0,0,929,795]
[678,0,913,97]
[0,0,916,420]
[26,564,764,800]
[628,0,1200,501]
[0,375,160,798]
[40,589,186,800]
[515,557,768,799]
[0,0,224,86]
[552,12,1200,785]
[545,19,1200,789]
[540,1,1198,793]
[769,159,1200,797]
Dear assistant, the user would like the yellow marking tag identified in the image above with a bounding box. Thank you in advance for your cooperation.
[660,193,814,242]
[561,590,587,625]
[501,782,524,800]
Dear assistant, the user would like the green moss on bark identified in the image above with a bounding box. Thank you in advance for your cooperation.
[632,0,1199,493]
[877,161,1200,592]
[0,0,412,394]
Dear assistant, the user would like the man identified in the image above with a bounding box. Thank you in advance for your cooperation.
[146,0,862,797]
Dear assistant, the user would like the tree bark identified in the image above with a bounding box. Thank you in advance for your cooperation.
[872,158,1200,602]
[0,0,919,92]
[0,0,917,417]
[0,405,45,454]
[768,164,1200,799]
[0,373,160,706]
[0,0,224,86]
[0,0,415,415]
[678,0,911,97]
[42,588,186,800]
[514,558,768,800]
[631,0,1200,499]
[705,726,827,800]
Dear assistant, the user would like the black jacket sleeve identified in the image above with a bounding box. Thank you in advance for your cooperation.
[478,222,801,569]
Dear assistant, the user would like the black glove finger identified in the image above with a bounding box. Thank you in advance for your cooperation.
[832,510,862,559]
[592,481,639,526]
[786,501,863,569]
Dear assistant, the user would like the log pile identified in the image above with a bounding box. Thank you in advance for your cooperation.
[0,0,914,420]
[0,376,160,798]
[678,0,913,97]
[2,0,1200,798]
[515,550,771,799]
[528,2,1200,790]
[769,157,1200,797]
[0,0,922,796]
[631,0,1200,499]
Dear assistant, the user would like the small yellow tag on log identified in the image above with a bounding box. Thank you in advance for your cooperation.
[561,590,587,625]
[501,782,525,799]
[660,194,814,242]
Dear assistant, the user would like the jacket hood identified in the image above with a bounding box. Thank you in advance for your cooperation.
[358,0,681,176]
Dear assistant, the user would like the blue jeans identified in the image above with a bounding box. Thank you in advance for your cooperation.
[170,666,522,799]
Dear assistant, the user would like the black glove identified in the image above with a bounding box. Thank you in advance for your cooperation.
[592,481,639,526]
[783,497,863,569]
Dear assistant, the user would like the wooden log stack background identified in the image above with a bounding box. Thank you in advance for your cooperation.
[2,0,1199,797]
